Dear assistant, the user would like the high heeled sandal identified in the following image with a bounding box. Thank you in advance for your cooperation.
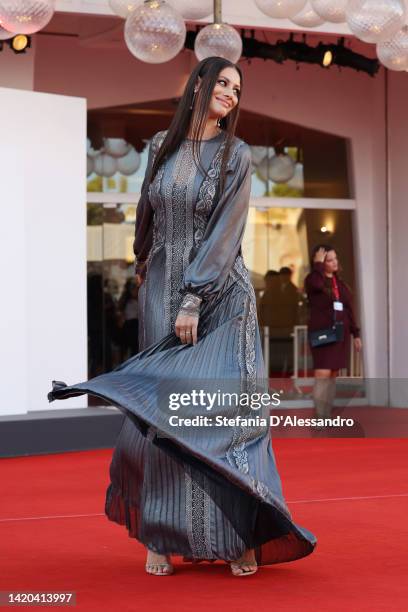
[230,560,258,576]
[145,551,174,576]
[145,562,174,576]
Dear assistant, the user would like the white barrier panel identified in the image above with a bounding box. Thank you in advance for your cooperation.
[0,87,87,414]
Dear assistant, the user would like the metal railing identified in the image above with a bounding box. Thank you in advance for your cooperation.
[262,325,363,379]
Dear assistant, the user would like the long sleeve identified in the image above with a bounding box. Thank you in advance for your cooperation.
[133,133,159,278]
[178,142,252,303]
[305,262,326,294]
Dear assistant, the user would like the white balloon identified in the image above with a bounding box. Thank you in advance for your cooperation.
[166,0,212,20]
[117,147,141,176]
[255,0,308,19]
[291,2,325,27]
[94,154,117,178]
[311,0,349,23]
[104,138,131,158]
[346,0,405,44]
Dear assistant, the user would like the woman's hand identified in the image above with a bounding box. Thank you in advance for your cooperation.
[313,247,327,263]
[354,337,362,352]
[175,313,198,345]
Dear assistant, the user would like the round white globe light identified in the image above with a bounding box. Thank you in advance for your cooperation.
[269,154,296,183]
[87,156,94,177]
[250,146,269,169]
[346,0,405,44]
[94,154,117,178]
[256,153,296,183]
[117,147,141,175]
[311,0,349,24]
[377,25,408,71]
[291,2,325,27]
[0,0,55,35]
[166,0,212,20]
[0,24,14,39]
[255,0,308,19]
[104,138,131,158]
[195,22,242,63]
[124,0,186,64]
[109,0,138,19]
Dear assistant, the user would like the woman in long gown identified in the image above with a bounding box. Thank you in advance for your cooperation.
[48,56,317,576]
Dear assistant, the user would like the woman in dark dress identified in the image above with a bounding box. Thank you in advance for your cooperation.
[48,56,317,577]
[305,245,362,422]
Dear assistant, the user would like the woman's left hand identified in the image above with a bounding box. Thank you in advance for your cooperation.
[354,337,362,352]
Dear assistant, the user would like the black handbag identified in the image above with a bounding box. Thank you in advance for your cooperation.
[309,311,344,348]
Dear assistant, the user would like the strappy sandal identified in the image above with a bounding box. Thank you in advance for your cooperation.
[230,561,258,576]
[145,561,174,576]
[230,552,258,577]
[145,551,174,576]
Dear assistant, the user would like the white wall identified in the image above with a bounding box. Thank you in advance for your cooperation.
[0,87,87,414]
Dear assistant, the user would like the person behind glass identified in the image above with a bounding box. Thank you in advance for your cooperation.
[305,245,362,424]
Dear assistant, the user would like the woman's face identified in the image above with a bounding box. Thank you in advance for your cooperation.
[205,67,241,121]
[324,250,339,274]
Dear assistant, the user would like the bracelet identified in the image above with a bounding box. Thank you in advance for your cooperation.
[178,292,202,318]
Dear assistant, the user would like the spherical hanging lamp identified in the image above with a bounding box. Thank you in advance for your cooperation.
[377,25,408,71]
[166,0,212,20]
[194,0,242,63]
[109,0,138,19]
[256,151,296,183]
[94,154,117,178]
[269,153,296,183]
[291,2,325,27]
[195,23,242,62]
[104,138,131,158]
[117,147,141,175]
[345,0,405,44]
[311,0,349,24]
[124,0,186,64]
[255,0,308,19]
[0,0,55,35]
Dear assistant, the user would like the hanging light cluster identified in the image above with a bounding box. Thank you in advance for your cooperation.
[87,138,141,178]
[109,0,242,64]
[255,0,408,71]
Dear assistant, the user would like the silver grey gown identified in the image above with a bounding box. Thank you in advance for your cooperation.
[48,129,317,565]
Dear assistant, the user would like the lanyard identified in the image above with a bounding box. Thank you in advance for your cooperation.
[332,275,340,301]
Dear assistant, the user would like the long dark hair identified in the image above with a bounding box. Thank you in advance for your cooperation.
[149,56,243,194]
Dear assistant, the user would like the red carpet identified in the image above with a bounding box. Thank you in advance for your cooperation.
[1,439,407,611]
